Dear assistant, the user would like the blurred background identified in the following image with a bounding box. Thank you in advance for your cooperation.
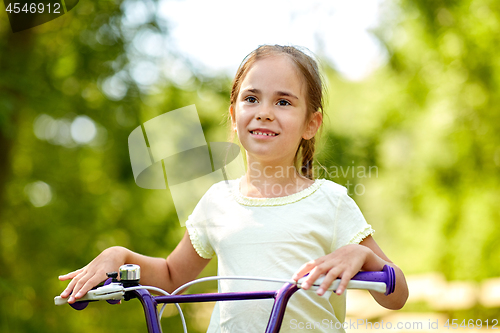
[1,0,499,332]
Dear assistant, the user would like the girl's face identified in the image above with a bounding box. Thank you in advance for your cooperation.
[231,55,321,167]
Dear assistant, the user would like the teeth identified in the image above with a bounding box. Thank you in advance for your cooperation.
[252,131,276,136]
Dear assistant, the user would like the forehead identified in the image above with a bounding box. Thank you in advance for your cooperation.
[240,55,305,96]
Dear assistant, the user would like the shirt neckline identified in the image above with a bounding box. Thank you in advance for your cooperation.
[232,177,325,206]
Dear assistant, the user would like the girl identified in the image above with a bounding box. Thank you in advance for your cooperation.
[59,45,408,332]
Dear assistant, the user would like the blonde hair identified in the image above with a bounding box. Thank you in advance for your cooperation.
[229,45,325,180]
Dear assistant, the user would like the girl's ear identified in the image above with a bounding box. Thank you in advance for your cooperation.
[302,112,322,140]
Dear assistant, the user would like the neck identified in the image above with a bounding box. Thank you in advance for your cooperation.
[241,157,313,198]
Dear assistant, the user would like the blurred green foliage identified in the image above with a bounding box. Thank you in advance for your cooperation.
[0,0,499,331]
[316,0,500,321]
[342,0,500,282]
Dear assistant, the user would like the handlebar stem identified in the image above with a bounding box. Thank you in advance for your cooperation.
[132,289,162,333]
[265,283,299,333]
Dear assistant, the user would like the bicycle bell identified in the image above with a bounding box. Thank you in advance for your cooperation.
[119,264,141,286]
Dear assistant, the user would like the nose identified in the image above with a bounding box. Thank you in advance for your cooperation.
[256,105,274,121]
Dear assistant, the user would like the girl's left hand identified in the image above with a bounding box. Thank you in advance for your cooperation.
[292,244,377,296]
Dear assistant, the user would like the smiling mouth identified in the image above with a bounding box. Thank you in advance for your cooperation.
[250,130,278,137]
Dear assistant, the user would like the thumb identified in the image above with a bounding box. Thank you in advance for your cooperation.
[292,261,316,281]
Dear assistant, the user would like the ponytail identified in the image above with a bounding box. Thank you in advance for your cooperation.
[299,137,315,180]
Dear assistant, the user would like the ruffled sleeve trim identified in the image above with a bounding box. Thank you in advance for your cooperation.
[348,225,375,244]
[186,221,215,259]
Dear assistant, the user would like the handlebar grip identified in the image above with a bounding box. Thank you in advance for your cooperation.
[54,293,94,305]
[297,265,396,295]
[351,265,396,295]
[54,283,125,310]
[54,296,90,310]
[54,296,68,306]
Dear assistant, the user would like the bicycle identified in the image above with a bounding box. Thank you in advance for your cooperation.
[55,264,396,333]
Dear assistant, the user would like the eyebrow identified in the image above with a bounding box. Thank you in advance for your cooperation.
[245,88,299,100]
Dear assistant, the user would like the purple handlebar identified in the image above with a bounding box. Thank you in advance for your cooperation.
[64,265,396,333]
[68,278,119,310]
[351,265,396,295]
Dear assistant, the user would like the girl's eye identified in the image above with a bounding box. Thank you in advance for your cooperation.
[245,96,258,103]
[277,99,291,106]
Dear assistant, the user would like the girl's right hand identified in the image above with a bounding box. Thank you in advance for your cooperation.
[58,246,129,304]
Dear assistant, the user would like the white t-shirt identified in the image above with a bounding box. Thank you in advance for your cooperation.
[186,178,374,333]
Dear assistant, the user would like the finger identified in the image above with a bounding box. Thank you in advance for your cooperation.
[302,265,326,290]
[58,268,83,281]
[317,268,342,296]
[60,270,86,298]
[68,271,94,303]
[292,260,319,281]
[72,269,107,303]
[293,258,325,281]
[75,274,105,299]
[335,270,355,296]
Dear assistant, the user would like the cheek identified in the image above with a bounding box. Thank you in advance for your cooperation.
[235,107,251,125]
[232,111,247,136]
[299,113,311,134]
[286,114,307,131]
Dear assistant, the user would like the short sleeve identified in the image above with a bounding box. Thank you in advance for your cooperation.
[185,188,216,259]
[331,191,375,252]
